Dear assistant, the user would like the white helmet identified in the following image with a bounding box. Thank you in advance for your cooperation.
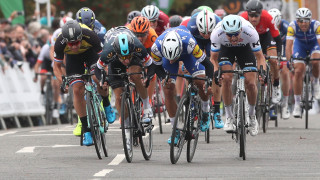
[268,8,282,26]
[222,15,242,34]
[60,17,73,28]
[161,31,182,60]
[141,5,160,21]
[196,10,216,34]
[296,8,312,19]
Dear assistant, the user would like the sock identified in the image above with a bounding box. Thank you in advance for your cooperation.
[102,96,110,107]
[201,100,210,112]
[80,116,90,132]
[273,78,280,86]
[282,96,289,107]
[294,95,301,107]
[169,117,175,127]
[142,97,151,109]
[214,102,220,114]
[313,78,319,84]
[249,104,255,116]
[225,104,233,119]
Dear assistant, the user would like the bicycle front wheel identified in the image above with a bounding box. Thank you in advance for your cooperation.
[304,78,310,129]
[262,80,271,133]
[170,94,188,164]
[121,92,134,163]
[187,97,200,163]
[86,92,103,159]
[238,91,246,160]
[45,85,53,125]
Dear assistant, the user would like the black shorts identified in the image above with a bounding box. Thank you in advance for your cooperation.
[259,31,276,55]
[65,49,99,85]
[218,44,256,69]
[40,57,53,73]
[107,57,142,89]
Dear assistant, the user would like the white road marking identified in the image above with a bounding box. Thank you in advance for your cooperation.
[0,131,17,136]
[52,144,79,148]
[108,154,125,165]
[15,134,74,137]
[93,169,113,177]
[16,146,49,153]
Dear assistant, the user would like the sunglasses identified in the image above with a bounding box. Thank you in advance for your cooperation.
[248,13,261,17]
[119,54,132,60]
[297,19,310,23]
[226,31,241,37]
[134,32,148,37]
[67,41,81,46]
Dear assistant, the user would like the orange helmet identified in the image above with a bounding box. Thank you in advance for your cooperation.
[131,16,150,34]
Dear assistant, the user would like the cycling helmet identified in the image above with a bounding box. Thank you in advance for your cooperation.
[268,8,282,26]
[169,15,183,27]
[296,8,312,19]
[61,20,82,42]
[127,10,141,23]
[76,7,95,29]
[197,6,213,13]
[215,9,226,18]
[196,10,216,34]
[245,0,263,13]
[59,16,73,28]
[161,31,182,60]
[221,15,242,34]
[131,16,150,33]
[141,5,160,21]
[191,8,202,17]
[113,33,135,56]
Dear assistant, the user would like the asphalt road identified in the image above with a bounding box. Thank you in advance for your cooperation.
[0,113,319,180]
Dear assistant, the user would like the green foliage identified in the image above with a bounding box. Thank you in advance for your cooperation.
[170,0,225,16]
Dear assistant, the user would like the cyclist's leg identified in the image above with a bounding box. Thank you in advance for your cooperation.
[147,74,157,102]
[175,62,184,102]
[310,46,320,99]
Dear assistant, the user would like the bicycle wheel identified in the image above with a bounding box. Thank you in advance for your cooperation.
[155,80,163,134]
[170,94,188,164]
[121,92,134,163]
[304,75,310,129]
[256,82,264,126]
[45,84,53,125]
[67,89,74,125]
[262,77,271,133]
[238,91,246,160]
[86,92,103,159]
[187,97,200,163]
[98,98,108,157]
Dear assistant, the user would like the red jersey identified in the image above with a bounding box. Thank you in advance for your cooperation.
[155,11,170,35]
[180,17,191,27]
[241,10,279,38]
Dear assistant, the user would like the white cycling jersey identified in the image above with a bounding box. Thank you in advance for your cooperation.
[37,44,50,62]
[51,28,62,47]
[210,17,261,52]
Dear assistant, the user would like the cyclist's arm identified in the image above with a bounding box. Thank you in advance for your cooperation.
[210,51,219,72]
[254,50,266,70]
[273,35,282,55]
[200,56,214,79]
[53,35,66,83]
[286,25,295,61]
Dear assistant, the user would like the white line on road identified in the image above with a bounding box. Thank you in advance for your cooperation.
[16,146,49,153]
[108,154,125,165]
[93,169,113,177]
[0,131,17,136]
[52,144,79,148]
[14,134,74,137]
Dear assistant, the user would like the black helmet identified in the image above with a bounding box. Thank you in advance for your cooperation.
[127,11,141,23]
[245,0,263,13]
[169,15,183,27]
[76,7,95,29]
[62,20,82,42]
[191,8,202,16]
[113,33,135,56]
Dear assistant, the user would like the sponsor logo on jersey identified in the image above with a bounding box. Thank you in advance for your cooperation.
[192,45,203,58]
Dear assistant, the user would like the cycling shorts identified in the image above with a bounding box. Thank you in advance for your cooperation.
[292,40,320,64]
[40,57,53,73]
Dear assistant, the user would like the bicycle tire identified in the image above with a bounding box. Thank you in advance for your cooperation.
[155,81,163,134]
[238,91,246,160]
[256,82,264,126]
[98,99,108,157]
[45,85,53,125]
[262,77,271,133]
[121,92,134,163]
[67,89,74,125]
[170,94,188,164]
[86,91,103,159]
[304,75,309,129]
[186,96,200,163]
[205,128,210,144]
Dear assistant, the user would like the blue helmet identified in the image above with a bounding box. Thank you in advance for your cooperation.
[222,15,242,34]
[76,7,95,29]
[113,33,135,56]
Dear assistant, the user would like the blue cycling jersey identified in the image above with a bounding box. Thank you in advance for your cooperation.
[93,20,107,43]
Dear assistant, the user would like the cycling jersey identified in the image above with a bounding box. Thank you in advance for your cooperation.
[279,19,289,56]
[51,28,61,47]
[127,24,158,49]
[155,11,170,36]
[210,17,261,52]
[93,20,107,43]
[151,25,209,80]
[53,28,102,63]
[241,10,280,37]
[180,17,190,27]
[97,27,152,69]
[287,19,320,59]
[37,43,52,73]
[187,12,221,57]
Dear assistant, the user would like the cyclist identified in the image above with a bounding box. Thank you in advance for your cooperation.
[95,26,154,126]
[215,9,227,19]
[141,5,170,36]
[127,16,158,103]
[187,9,224,129]
[241,0,283,104]
[126,10,141,25]
[75,7,116,126]
[211,15,266,136]
[268,8,291,119]
[169,15,183,27]
[151,25,214,144]
[53,20,107,146]
[286,8,320,118]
